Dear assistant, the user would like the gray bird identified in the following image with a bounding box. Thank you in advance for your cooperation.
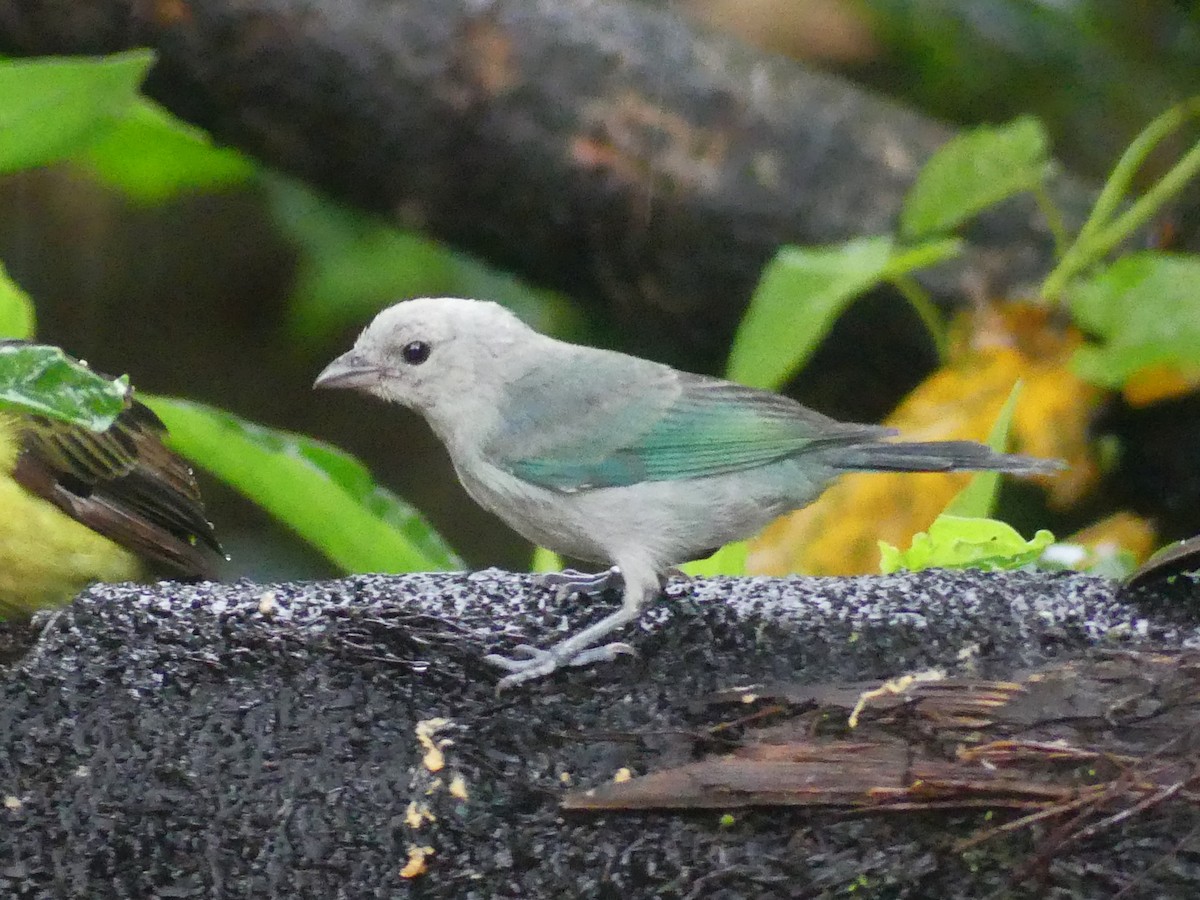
[315,297,1059,688]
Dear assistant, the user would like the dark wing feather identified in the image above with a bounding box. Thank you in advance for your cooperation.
[12,396,224,580]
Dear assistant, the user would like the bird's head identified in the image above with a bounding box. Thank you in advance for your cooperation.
[314,297,531,417]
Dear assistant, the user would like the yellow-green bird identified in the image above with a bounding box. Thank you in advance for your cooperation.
[0,343,222,618]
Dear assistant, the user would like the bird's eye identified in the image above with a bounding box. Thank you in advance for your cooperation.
[401,340,431,365]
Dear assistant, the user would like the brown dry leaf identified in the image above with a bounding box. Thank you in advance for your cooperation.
[1125,533,1200,590]
[748,302,1102,576]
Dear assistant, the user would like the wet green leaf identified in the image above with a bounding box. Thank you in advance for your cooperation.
[901,116,1051,240]
[0,343,130,431]
[146,397,463,574]
[879,515,1055,574]
[0,51,153,174]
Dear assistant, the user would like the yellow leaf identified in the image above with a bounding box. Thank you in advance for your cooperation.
[1121,363,1200,407]
[1065,512,1157,566]
[748,302,1100,576]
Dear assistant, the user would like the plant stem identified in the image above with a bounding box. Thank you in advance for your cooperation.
[890,273,948,363]
[1042,97,1200,302]
[1032,182,1069,259]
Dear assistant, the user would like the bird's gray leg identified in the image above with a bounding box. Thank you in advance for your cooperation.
[536,566,623,597]
[485,558,660,689]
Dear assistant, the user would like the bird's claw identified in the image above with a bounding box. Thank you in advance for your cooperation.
[484,640,638,690]
[536,566,624,599]
[567,642,637,667]
[482,644,547,672]
[485,647,560,690]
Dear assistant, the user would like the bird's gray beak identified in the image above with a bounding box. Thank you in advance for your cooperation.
[313,351,384,391]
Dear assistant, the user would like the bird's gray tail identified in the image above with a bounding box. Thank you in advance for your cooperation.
[832,440,1062,475]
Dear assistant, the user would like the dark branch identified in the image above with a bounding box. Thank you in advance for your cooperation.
[0,0,1099,362]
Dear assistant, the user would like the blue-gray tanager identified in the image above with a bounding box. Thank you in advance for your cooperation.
[315,297,1058,688]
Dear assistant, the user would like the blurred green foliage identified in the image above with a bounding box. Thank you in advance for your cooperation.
[0,51,153,173]
[728,237,896,391]
[734,108,1200,400]
[268,177,588,351]
[148,398,463,574]
[728,235,960,391]
[0,262,35,340]
[900,115,1052,241]
[858,0,1200,181]
[728,118,1056,394]
[1070,253,1200,387]
[77,98,255,203]
[0,52,468,587]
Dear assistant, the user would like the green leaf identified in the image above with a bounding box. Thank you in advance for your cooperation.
[73,99,255,203]
[145,397,463,574]
[727,237,894,390]
[0,262,36,339]
[681,541,749,577]
[880,238,964,279]
[942,381,1023,518]
[881,238,964,359]
[1068,252,1200,387]
[530,546,564,574]
[879,515,1055,574]
[900,116,1051,240]
[0,343,130,430]
[0,51,154,174]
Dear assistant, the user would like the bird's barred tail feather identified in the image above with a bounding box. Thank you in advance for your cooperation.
[832,441,1062,475]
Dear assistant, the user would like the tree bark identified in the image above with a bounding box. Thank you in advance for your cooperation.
[0,569,1196,896]
[0,0,1097,363]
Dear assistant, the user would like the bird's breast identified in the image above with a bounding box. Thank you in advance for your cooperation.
[450,453,609,562]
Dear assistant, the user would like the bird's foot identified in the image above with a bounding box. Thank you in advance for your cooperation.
[484,641,637,690]
[536,566,624,599]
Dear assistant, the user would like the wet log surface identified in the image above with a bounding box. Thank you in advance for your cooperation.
[1,568,1198,897]
[0,0,1097,365]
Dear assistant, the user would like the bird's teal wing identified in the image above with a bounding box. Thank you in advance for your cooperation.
[488,357,892,491]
